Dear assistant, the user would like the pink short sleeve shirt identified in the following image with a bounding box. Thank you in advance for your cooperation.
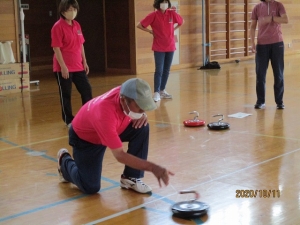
[51,18,85,72]
[72,86,132,150]
[251,1,286,45]
[140,10,183,52]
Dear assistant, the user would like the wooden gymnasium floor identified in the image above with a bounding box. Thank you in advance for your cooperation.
[1,54,300,225]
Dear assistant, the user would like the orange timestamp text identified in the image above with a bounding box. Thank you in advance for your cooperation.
[236,190,280,198]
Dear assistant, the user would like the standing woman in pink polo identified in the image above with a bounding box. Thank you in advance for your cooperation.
[137,0,184,102]
[51,0,92,127]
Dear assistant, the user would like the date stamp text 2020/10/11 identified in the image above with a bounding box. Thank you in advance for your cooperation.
[236,190,280,198]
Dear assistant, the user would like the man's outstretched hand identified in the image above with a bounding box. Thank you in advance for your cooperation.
[152,164,174,187]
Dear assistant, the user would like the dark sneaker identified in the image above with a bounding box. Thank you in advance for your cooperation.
[120,175,152,193]
[57,148,70,183]
[277,104,285,109]
[254,103,265,109]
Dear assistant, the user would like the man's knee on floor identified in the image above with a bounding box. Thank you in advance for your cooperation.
[82,184,101,194]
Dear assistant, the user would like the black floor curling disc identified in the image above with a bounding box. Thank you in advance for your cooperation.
[207,122,230,130]
[171,200,209,218]
[171,190,209,219]
[207,114,230,130]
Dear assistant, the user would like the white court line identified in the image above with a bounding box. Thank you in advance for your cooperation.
[85,147,300,225]
[188,147,300,190]
[84,195,175,225]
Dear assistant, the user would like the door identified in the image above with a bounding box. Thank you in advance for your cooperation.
[76,0,105,73]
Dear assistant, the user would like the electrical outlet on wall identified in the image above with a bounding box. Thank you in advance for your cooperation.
[288,43,292,48]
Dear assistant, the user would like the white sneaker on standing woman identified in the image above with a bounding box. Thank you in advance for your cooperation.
[160,90,172,99]
[153,92,161,102]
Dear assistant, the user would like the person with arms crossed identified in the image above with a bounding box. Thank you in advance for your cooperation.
[51,0,92,127]
[250,0,288,109]
[57,78,174,194]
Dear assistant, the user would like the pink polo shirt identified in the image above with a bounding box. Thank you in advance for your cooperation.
[251,0,286,45]
[72,86,132,150]
[140,9,183,52]
[51,18,85,72]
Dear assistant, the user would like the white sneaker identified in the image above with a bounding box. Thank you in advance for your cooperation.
[57,148,70,183]
[153,92,161,102]
[120,175,152,194]
[160,90,172,99]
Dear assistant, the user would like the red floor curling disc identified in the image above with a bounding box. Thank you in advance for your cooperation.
[183,111,206,127]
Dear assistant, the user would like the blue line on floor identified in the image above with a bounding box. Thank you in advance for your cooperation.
[0,138,182,223]
[0,185,119,222]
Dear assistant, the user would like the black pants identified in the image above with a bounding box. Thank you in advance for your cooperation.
[255,42,284,105]
[62,123,149,194]
[54,71,92,125]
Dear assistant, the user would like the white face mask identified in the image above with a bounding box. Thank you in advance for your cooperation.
[63,10,77,20]
[123,100,144,120]
[160,3,169,11]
